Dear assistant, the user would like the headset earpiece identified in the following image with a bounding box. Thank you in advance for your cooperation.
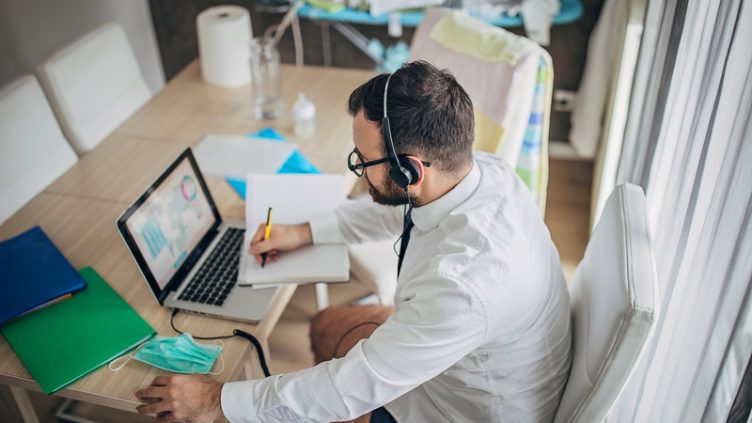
[398,157,421,187]
[382,71,423,190]
[389,162,413,189]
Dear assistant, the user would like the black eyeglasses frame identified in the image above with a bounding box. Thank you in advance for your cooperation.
[347,150,430,177]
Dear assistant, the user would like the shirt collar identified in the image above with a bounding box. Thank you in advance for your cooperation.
[411,159,480,232]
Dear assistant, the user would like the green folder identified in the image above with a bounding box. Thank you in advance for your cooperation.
[2,267,155,394]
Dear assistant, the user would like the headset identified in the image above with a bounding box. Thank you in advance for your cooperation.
[382,71,423,190]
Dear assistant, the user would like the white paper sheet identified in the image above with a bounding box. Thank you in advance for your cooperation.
[193,134,295,179]
[239,174,350,285]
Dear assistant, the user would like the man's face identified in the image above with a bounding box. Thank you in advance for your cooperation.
[352,110,409,206]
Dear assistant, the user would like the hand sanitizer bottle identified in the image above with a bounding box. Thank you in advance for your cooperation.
[293,92,316,138]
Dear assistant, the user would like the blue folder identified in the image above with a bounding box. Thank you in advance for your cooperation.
[0,226,87,326]
[225,128,321,199]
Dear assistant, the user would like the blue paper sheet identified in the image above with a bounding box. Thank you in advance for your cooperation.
[225,128,321,200]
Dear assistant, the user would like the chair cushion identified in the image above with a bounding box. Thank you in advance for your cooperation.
[0,75,77,223]
[37,22,151,155]
[310,305,394,363]
[348,239,399,306]
[554,184,659,423]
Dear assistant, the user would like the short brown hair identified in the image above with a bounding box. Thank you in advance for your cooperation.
[347,61,474,172]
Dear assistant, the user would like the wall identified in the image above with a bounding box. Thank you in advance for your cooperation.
[0,0,164,93]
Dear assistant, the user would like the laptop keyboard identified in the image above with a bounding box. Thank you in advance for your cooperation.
[177,228,244,306]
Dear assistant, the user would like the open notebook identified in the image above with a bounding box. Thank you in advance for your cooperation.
[239,174,350,285]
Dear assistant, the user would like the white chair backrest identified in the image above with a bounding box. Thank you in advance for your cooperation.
[554,184,659,423]
[409,8,551,212]
[410,8,547,167]
[37,22,152,155]
[0,75,78,224]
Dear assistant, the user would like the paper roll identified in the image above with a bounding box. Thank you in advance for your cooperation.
[196,6,252,87]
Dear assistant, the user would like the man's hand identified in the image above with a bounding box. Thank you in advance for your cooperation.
[249,222,312,264]
[135,375,224,423]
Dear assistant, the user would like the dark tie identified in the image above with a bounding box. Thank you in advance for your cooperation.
[397,209,414,277]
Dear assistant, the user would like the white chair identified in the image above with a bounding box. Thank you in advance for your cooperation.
[348,183,661,419]
[0,75,78,224]
[348,234,399,306]
[36,22,152,155]
[554,183,659,422]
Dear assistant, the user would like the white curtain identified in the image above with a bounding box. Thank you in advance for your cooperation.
[605,0,752,420]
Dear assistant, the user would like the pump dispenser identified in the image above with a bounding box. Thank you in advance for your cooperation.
[292,92,316,138]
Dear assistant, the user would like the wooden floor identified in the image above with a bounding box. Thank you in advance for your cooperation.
[12,158,592,422]
[545,159,594,280]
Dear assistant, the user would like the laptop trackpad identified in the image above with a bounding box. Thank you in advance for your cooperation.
[223,285,277,321]
[168,285,277,323]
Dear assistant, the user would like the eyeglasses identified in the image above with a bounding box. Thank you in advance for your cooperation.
[347,150,431,177]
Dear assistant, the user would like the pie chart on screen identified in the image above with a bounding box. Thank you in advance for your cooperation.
[181,175,197,201]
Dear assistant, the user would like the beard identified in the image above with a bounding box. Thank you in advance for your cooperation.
[365,172,419,206]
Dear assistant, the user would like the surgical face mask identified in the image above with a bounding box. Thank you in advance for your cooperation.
[109,333,224,375]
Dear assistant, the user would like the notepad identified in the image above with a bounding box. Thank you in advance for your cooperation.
[0,226,86,326]
[239,174,350,285]
[2,267,156,394]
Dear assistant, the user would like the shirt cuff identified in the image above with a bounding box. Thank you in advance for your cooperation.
[309,213,343,245]
[221,381,260,423]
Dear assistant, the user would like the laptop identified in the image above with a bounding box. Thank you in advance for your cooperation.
[117,148,276,323]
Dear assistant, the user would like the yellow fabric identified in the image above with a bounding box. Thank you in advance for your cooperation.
[429,12,535,65]
[538,55,554,213]
[472,109,505,154]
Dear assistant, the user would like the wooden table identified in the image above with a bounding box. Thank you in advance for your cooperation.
[0,61,373,421]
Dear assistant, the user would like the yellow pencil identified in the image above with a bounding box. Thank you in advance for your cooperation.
[261,207,273,268]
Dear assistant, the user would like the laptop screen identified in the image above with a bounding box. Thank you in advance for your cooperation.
[117,148,222,303]
[125,159,214,288]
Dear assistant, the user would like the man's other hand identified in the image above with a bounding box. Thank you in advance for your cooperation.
[135,374,223,423]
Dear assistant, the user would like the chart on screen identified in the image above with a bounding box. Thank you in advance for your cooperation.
[126,161,214,288]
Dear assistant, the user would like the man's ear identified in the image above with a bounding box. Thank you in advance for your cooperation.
[406,155,426,186]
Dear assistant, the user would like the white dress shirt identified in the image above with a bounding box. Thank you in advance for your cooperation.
[222,152,572,422]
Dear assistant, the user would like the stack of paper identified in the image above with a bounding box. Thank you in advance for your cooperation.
[223,129,322,200]
[193,134,296,179]
[239,174,350,286]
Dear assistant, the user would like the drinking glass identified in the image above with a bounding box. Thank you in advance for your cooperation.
[249,37,282,120]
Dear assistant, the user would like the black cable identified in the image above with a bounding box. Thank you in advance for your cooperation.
[232,328,272,378]
[170,309,271,377]
[392,234,402,257]
[393,187,414,257]
[331,321,382,358]
[404,186,413,209]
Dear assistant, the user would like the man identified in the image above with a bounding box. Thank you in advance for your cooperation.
[135,61,572,422]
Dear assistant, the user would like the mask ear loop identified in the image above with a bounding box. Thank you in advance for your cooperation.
[108,353,135,372]
[207,340,225,375]
[108,338,152,372]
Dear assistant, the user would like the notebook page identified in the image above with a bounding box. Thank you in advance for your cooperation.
[239,174,349,285]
